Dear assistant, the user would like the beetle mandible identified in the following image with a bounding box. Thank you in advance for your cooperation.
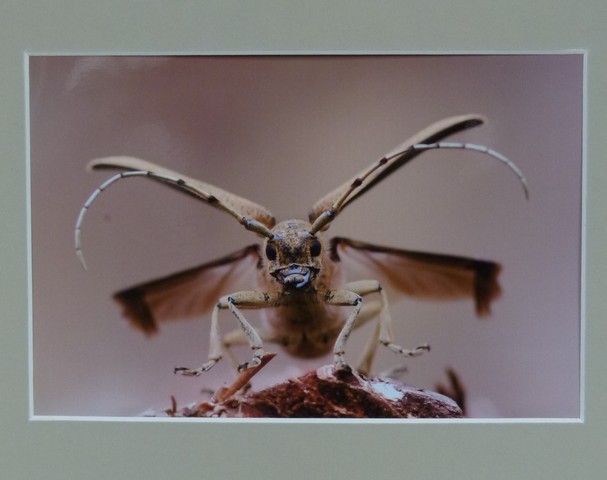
[75,114,528,376]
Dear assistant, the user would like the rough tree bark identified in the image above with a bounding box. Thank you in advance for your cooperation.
[156,354,463,419]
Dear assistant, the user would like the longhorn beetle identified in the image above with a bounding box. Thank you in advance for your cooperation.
[75,114,528,376]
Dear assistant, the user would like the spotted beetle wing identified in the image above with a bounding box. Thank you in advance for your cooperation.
[113,245,261,335]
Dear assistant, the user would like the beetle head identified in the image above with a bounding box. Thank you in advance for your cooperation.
[264,220,324,290]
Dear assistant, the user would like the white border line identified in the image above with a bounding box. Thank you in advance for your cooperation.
[578,50,588,423]
[24,52,35,419]
[24,49,587,57]
[26,51,588,423]
[30,414,583,424]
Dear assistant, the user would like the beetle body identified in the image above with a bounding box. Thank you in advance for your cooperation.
[75,114,527,375]
[259,220,344,358]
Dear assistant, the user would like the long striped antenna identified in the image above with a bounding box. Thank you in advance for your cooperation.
[309,114,529,234]
[75,170,274,270]
[310,141,528,234]
[411,142,528,198]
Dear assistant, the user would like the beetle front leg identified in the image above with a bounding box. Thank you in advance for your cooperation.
[175,291,280,376]
[219,326,274,372]
[324,289,363,371]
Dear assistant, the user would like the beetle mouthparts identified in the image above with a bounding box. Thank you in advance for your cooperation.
[276,265,316,289]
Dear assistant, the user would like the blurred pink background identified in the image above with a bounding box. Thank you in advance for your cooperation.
[29,55,583,417]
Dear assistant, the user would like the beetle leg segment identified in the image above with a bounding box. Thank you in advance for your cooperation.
[175,291,280,376]
[220,327,264,371]
[344,280,430,374]
[323,289,362,371]
[354,307,382,376]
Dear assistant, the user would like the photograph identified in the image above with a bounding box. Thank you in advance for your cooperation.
[4,1,607,479]
[29,54,583,419]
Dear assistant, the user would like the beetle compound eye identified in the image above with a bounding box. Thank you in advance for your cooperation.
[310,239,322,257]
[265,243,278,261]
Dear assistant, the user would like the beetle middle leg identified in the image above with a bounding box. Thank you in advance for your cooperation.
[175,291,280,376]
[336,280,430,373]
